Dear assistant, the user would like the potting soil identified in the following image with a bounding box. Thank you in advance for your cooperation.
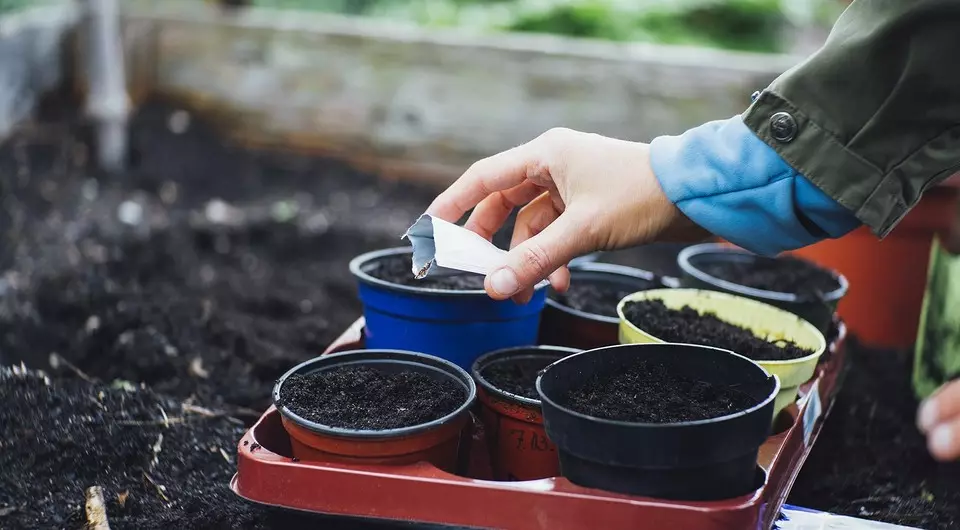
[480,357,555,400]
[622,299,814,361]
[701,255,840,300]
[279,367,465,430]
[561,360,760,423]
[367,253,486,290]
[550,280,650,318]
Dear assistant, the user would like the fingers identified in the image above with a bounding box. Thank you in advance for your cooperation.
[485,207,590,301]
[918,380,960,461]
[463,181,544,241]
[506,193,570,303]
[426,143,541,223]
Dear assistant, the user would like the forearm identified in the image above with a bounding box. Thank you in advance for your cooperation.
[743,0,960,237]
[650,116,860,255]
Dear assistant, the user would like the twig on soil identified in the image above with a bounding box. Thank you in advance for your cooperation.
[158,405,170,428]
[49,353,96,384]
[113,417,187,427]
[148,433,164,471]
[84,486,111,530]
[218,447,232,463]
[143,472,170,503]
[0,506,18,517]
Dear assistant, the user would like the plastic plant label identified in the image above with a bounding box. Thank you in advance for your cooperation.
[799,380,822,446]
[403,214,508,279]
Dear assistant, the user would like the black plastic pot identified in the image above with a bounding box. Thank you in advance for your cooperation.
[539,262,675,349]
[536,343,779,500]
[273,349,477,471]
[677,243,848,334]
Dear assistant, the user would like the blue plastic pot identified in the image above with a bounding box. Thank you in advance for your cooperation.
[350,247,549,370]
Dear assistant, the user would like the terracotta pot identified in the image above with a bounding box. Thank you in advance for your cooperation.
[789,183,960,348]
[274,349,477,472]
[471,345,580,481]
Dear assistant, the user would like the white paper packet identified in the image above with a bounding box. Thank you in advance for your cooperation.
[402,213,507,279]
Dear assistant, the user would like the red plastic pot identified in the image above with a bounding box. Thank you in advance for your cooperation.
[539,262,670,349]
[273,349,477,472]
[471,345,580,481]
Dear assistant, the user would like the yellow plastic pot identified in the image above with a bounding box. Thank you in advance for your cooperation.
[616,288,826,419]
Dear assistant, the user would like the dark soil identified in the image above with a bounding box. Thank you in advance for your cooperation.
[788,338,960,529]
[700,255,841,300]
[561,360,760,423]
[622,299,814,361]
[366,252,486,290]
[278,366,466,430]
[480,357,557,400]
[550,279,652,317]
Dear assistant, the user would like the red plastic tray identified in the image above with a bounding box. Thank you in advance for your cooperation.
[231,318,848,530]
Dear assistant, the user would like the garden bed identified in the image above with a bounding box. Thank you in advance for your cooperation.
[1,94,959,528]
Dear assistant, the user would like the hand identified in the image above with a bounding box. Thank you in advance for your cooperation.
[918,380,960,461]
[426,127,707,303]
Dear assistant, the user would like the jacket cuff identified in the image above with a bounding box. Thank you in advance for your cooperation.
[650,115,860,255]
[743,90,904,237]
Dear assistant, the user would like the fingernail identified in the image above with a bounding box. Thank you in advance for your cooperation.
[930,424,954,456]
[490,268,519,296]
[918,399,939,432]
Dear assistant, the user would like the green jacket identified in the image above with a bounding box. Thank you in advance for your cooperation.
[743,0,960,238]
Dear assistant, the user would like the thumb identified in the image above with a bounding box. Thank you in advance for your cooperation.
[485,211,591,300]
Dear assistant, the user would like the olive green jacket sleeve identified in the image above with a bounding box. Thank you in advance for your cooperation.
[743,0,960,237]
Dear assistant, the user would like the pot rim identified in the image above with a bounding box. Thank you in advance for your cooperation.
[351,246,550,297]
[536,343,781,429]
[544,262,664,324]
[617,288,827,367]
[471,345,582,406]
[273,349,478,439]
[677,243,849,303]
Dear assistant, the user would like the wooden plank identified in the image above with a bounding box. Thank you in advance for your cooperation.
[77,1,801,184]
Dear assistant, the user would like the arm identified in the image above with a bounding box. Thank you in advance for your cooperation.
[744,0,960,238]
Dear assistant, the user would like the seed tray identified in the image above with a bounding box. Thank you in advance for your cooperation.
[231,317,848,530]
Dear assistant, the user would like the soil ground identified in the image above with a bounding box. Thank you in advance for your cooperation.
[549,279,649,318]
[279,366,465,430]
[561,359,760,423]
[480,357,555,400]
[699,255,841,300]
[622,299,813,361]
[0,90,957,528]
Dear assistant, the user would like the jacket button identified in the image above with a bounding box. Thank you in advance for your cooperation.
[770,112,798,142]
[751,91,761,102]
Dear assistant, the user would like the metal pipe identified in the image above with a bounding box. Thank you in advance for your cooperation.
[83,0,129,173]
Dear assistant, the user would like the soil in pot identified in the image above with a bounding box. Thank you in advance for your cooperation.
[366,253,485,290]
[561,360,761,423]
[550,281,647,318]
[700,256,840,299]
[479,356,555,400]
[622,299,814,361]
[277,366,466,430]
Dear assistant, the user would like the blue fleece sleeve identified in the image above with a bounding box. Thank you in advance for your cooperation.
[649,115,860,256]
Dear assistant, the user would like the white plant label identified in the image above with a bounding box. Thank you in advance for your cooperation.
[800,380,822,447]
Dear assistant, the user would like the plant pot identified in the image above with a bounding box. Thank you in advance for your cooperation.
[677,243,847,335]
[788,183,960,348]
[537,343,779,500]
[350,247,549,370]
[470,345,581,481]
[273,349,477,472]
[617,288,825,419]
[539,262,672,349]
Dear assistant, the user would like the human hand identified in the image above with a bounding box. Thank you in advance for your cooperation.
[918,380,960,461]
[426,128,707,303]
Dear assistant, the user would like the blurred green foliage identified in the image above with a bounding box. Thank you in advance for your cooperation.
[0,0,34,14]
[253,0,846,53]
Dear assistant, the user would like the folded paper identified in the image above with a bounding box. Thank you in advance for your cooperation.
[402,214,507,279]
